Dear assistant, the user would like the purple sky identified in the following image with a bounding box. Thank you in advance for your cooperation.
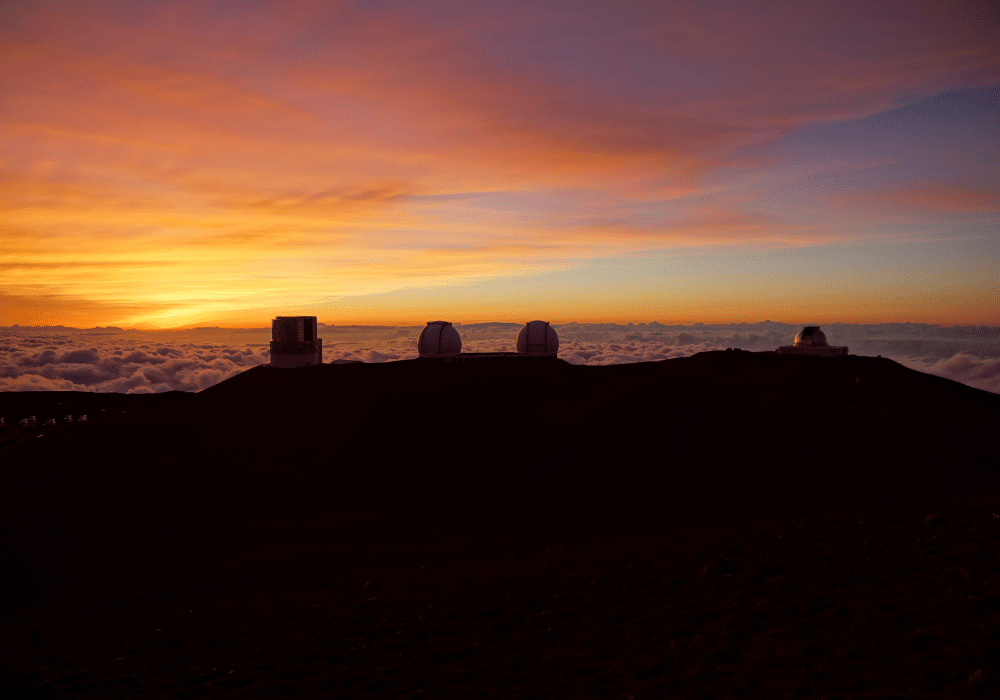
[2,1,998,328]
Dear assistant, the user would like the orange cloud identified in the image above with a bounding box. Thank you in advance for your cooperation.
[2,0,997,327]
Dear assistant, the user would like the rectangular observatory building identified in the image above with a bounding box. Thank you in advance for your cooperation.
[270,316,323,367]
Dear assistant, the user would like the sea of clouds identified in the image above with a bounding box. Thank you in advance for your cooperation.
[1,322,998,394]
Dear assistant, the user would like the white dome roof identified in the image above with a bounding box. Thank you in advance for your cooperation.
[794,326,829,347]
[516,320,559,356]
[417,321,462,356]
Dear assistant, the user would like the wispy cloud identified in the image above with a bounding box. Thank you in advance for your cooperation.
[828,181,1000,216]
[2,0,997,326]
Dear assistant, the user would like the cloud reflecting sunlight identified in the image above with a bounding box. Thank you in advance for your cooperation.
[2,1,997,328]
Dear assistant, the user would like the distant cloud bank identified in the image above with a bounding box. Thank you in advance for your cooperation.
[0,329,270,393]
[1,322,998,394]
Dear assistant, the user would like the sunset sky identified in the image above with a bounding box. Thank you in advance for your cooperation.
[3,0,998,329]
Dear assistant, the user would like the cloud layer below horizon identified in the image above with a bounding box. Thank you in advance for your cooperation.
[2,323,998,398]
[3,0,998,328]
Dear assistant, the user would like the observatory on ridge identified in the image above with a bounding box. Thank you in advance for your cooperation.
[517,320,559,356]
[417,321,463,357]
[776,326,848,357]
[270,316,323,367]
[417,320,561,363]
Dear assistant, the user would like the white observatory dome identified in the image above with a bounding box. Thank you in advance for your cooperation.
[417,321,462,356]
[516,320,559,356]
[793,326,829,347]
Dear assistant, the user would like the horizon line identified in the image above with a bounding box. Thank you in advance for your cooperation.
[4,319,1000,333]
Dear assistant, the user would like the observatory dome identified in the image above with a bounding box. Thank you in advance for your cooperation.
[793,326,829,347]
[417,321,462,356]
[516,320,559,356]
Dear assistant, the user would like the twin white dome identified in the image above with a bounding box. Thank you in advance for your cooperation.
[416,320,560,357]
[417,321,463,356]
[516,320,559,356]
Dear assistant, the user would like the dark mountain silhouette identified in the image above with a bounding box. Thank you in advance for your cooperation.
[2,351,999,698]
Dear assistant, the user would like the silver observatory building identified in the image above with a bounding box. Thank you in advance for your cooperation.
[269,316,323,367]
[776,326,848,357]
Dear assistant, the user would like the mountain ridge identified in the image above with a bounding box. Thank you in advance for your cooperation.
[3,350,999,698]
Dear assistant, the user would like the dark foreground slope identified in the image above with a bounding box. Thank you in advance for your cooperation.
[2,352,999,699]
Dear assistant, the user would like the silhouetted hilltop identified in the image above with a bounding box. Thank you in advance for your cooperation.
[3,351,1000,699]
[1,351,998,612]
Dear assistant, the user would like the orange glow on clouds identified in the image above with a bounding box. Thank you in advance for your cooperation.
[2,0,998,328]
